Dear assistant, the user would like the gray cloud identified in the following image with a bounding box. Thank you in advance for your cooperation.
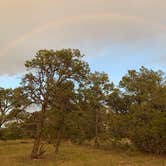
[0,0,166,74]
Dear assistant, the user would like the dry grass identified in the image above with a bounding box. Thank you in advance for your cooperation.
[0,140,165,166]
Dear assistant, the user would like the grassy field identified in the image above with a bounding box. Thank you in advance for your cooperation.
[0,140,165,166]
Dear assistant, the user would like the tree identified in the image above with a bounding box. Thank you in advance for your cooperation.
[22,49,89,159]
[0,88,13,128]
[119,66,166,108]
[0,87,28,129]
[78,72,113,147]
[116,66,166,153]
[45,80,79,153]
[108,88,131,114]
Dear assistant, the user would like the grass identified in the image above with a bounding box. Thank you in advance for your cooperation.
[0,140,165,166]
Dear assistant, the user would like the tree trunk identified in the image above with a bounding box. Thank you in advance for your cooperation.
[31,105,46,159]
[94,109,100,148]
[0,126,4,141]
[54,127,62,153]
[54,116,64,154]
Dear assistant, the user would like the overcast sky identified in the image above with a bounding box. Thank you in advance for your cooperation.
[0,0,166,87]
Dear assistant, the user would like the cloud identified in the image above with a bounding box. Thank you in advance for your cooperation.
[0,0,166,75]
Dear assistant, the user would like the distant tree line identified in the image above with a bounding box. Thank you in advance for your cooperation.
[0,49,166,158]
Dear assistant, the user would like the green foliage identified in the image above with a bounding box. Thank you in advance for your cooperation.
[78,72,113,146]
[107,113,130,140]
[109,67,166,154]
[21,49,90,158]
[1,50,166,156]
[129,105,166,154]
[0,87,29,129]
[0,122,24,140]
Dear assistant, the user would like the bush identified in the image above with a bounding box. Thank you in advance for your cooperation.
[0,122,24,140]
[108,104,166,154]
[107,113,130,140]
[129,105,166,154]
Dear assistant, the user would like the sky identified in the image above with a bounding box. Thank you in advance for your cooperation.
[0,0,166,88]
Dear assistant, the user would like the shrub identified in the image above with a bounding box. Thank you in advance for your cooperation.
[129,106,166,154]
